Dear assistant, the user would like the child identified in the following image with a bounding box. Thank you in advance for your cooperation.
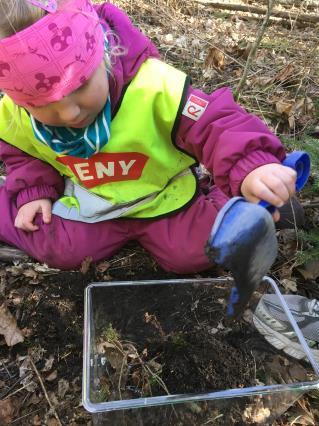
[0,0,297,273]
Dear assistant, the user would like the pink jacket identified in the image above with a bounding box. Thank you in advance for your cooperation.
[0,2,285,209]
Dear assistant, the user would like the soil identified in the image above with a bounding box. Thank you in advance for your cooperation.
[0,244,315,425]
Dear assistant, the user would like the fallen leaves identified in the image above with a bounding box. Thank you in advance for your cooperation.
[281,278,298,293]
[204,46,225,70]
[0,397,18,424]
[275,96,314,128]
[0,302,24,346]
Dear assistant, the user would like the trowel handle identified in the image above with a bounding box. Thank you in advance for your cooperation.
[258,151,310,213]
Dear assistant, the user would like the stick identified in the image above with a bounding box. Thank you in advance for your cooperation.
[29,357,63,426]
[258,0,318,8]
[235,0,274,98]
[0,244,29,262]
[194,1,319,23]
[301,202,319,209]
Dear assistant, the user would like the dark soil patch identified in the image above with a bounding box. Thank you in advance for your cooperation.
[92,282,256,397]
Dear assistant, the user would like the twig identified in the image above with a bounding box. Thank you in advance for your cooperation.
[235,0,275,99]
[9,408,43,424]
[301,202,319,208]
[29,357,63,426]
[3,382,33,400]
[194,1,319,23]
[0,244,29,262]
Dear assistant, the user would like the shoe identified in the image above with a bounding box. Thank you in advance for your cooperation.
[253,294,319,363]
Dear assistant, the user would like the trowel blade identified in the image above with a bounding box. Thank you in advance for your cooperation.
[207,197,278,317]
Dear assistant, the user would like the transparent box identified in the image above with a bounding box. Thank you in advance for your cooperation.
[83,278,319,425]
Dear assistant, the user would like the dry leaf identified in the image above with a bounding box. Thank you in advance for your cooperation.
[273,63,296,85]
[80,256,92,274]
[276,99,294,116]
[0,303,24,346]
[47,418,60,426]
[58,378,69,399]
[33,414,42,425]
[23,268,38,279]
[96,261,110,273]
[0,397,18,424]
[243,404,271,424]
[204,47,225,70]
[281,278,297,293]
[275,97,314,129]
[288,363,307,382]
[42,355,55,372]
[45,370,58,382]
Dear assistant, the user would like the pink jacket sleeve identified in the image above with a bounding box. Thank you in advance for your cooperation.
[0,141,65,208]
[176,86,286,197]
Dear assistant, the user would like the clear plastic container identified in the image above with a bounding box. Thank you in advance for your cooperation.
[83,278,319,425]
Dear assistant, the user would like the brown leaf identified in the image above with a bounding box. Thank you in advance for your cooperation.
[0,397,18,424]
[289,363,307,382]
[80,256,93,274]
[42,355,55,372]
[275,99,294,116]
[47,418,60,426]
[58,378,69,399]
[33,414,42,425]
[96,261,111,273]
[204,47,225,70]
[0,303,24,346]
[45,369,58,382]
[23,268,38,279]
[281,278,297,293]
[273,63,296,84]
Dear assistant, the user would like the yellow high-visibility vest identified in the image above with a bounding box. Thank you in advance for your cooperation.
[0,59,197,222]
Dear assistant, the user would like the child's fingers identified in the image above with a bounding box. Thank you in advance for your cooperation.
[24,222,39,232]
[272,209,280,223]
[275,167,297,195]
[14,215,39,232]
[252,180,286,207]
[260,175,291,205]
[41,203,52,224]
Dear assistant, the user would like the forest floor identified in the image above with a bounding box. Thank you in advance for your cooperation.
[0,0,318,425]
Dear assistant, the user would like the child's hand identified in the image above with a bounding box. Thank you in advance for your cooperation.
[14,199,52,232]
[240,164,297,221]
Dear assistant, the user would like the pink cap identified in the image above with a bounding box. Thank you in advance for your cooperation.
[0,0,105,107]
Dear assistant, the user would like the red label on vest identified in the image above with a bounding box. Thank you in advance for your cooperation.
[182,95,208,121]
[57,152,149,189]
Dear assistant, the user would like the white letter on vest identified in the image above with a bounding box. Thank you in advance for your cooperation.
[119,160,136,175]
[74,163,93,181]
[96,162,115,178]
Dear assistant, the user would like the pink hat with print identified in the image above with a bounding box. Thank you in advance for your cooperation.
[0,0,105,107]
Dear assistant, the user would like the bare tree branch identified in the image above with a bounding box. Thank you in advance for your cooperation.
[234,0,275,98]
[194,1,319,23]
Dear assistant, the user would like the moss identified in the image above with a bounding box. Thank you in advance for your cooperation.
[101,323,120,343]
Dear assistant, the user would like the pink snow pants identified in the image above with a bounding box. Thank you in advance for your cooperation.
[0,185,228,273]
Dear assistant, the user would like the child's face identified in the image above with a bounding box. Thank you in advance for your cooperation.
[25,61,109,128]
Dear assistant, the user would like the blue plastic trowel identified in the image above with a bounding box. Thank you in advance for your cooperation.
[206,151,310,318]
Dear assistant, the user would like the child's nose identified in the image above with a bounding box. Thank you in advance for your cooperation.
[57,98,81,123]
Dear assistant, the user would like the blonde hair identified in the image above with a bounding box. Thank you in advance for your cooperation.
[0,0,46,39]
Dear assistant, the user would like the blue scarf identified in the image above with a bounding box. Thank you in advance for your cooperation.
[30,96,111,158]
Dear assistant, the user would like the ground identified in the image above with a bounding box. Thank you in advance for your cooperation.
[0,0,319,425]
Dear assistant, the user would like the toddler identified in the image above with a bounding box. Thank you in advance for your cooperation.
[0,0,297,272]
